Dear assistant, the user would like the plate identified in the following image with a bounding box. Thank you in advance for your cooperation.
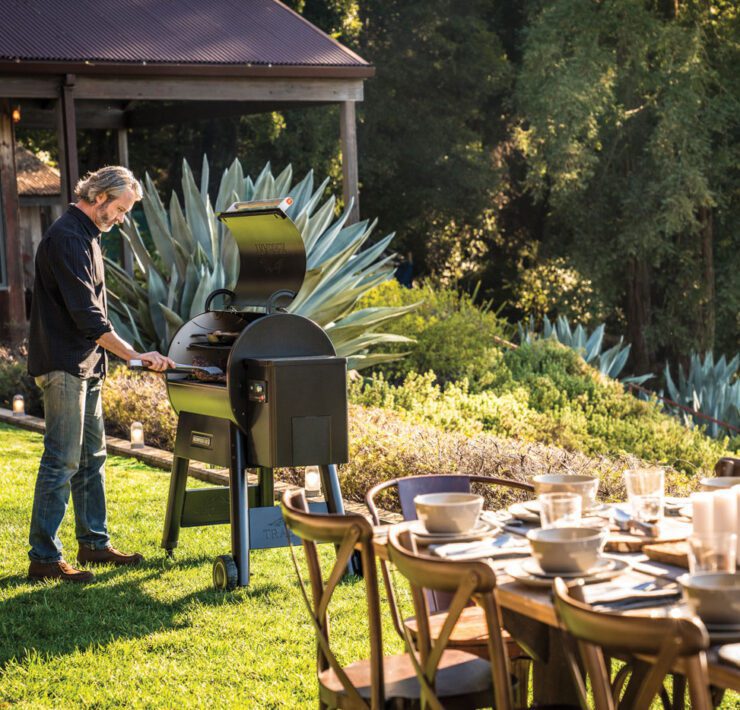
[677,505,692,519]
[505,557,630,588]
[409,518,498,543]
[508,502,541,523]
[521,556,617,579]
[718,643,740,667]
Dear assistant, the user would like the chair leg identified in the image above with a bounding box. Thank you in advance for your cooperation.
[670,673,686,710]
[511,658,531,710]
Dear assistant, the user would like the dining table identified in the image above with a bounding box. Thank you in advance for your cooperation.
[367,507,740,708]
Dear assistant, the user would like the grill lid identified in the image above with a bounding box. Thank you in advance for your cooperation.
[218,197,305,308]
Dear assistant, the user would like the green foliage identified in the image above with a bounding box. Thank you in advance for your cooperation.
[107,156,415,370]
[518,315,653,385]
[350,340,730,474]
[358,280,512,390]
[664,352,740,439]
[0,347,43,416]
[514,257,603,325]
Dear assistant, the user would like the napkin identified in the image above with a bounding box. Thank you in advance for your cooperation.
[582,580,681,611]
[430,534,530,561]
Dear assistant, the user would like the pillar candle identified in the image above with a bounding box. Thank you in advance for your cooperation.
[691,492,714,535]
[713,490,737,533]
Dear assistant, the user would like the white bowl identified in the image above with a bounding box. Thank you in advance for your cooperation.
[414,493,484,534]
[532,474,599,511]
[527,526,606,574]
[679,572,740,625]
[698,477,740,491]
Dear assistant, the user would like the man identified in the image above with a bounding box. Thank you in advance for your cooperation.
[27,165,175,583]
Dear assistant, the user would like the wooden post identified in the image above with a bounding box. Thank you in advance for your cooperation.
[0,100,27,343]
[117,127,134,274]
[56,74,78,207]
[339,101,359,224]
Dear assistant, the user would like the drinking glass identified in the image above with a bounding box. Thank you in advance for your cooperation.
[539,492,582,529]
[687,532,737,574]
[623,467,664,523]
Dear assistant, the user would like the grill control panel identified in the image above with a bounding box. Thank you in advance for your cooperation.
[248,380,268,403]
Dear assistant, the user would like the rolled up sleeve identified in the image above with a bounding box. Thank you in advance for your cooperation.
[51,236,112,341]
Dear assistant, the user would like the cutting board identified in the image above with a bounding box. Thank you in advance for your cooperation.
[604,519,692,553]
[642,541,690,568]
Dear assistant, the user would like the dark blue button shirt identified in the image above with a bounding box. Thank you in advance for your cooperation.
[28,205,112,378]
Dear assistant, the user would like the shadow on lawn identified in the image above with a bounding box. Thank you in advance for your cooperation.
[0,557,283,669]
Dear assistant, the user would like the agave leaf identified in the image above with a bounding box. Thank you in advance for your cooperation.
[286,170,315,216]
[119,218,154,275]
[584,324,605,362]
[301,196,337,253]
[159,303,185,344]
[347,351,410,370]
[108,310,137,349]
[189,267,214,318]
[307,206,352,268]
[180,260,201,319]
[147,267,168,346]
[331,332,414,352]
[273,164,293,197]
[200,155,210,201]
[328,304,422,341]
[182,159,214,266]
[141,175,177,277]
[169,192,195,251]
[252,162,275,201]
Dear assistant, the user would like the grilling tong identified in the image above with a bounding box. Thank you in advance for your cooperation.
[129,359,224,377]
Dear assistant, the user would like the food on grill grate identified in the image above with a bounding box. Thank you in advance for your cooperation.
[191,357,226,382]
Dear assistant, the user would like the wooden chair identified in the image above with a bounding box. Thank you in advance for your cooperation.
[281,488,495,709]
[366,474,533,701]
[386,524,519,710]
[714,457,740,477]
[552,578,713,710]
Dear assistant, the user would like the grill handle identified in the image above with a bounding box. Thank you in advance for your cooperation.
[266,289,296,314]
[205,289,235,312]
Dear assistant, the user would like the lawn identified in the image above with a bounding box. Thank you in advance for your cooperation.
[0,423,400,708]
[1,422,738,709]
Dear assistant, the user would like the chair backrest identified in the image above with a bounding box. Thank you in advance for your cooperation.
[281,488,383,710]
[386,525,514,710]
[365,474,534,620]
[715,456,740,477]
[552,578,712,710]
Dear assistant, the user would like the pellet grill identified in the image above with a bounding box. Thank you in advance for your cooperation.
[160,197,350,589]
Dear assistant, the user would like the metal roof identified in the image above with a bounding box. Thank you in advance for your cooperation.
[0,0,370,70]
[15,146,61,197]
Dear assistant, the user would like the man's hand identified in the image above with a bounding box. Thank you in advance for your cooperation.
[138,351,176,372]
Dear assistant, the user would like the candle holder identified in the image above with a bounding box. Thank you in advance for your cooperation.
[130,421,145,449]
[304,466,322,498]
[12,394,25,416]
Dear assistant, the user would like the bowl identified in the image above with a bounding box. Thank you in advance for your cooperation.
[698,477,740,492]
[527,526,606,574]
[414,493,484,534]
[532,474,599,511]
[679,572,740,625]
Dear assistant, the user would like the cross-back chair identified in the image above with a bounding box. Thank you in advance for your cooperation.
[281,488,495,709]
[552,578,713,710]
[386,524,518,710]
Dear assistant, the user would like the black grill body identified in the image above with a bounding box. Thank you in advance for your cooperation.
[160,199,351,588]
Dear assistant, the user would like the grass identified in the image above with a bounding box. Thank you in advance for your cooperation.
[0,422,738,709]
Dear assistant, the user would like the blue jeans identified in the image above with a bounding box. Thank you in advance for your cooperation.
[28,371,110,562]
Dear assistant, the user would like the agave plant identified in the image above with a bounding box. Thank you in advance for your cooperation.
[664,352,740,438]
[517,315,653,385]
[104,156,417,370]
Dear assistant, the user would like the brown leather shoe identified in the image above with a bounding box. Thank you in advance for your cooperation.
[28,559,95,583]
[77,545,144,567]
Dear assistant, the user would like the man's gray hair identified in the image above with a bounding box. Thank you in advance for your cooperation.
[74,165,143,204]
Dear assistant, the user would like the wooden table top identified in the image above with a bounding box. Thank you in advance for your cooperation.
[370,523,740,694]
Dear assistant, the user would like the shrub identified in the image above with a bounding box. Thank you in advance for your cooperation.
[102,368,177,450]
[350,340,730,476]
[0,346,43,416]
[358,280,512,390]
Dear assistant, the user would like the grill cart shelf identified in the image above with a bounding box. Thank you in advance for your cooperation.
[159,197,351,589]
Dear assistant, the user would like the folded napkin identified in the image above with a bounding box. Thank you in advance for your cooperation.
[582,580,681,611]
[430,534,530,561]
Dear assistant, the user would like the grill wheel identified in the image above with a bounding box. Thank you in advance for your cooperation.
[213,554,238,590]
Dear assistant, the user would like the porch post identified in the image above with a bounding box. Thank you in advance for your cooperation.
[0,100,26,343]
[339,101,359,224]
[56,74,78,207]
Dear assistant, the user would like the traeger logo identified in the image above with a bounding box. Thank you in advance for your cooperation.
[263,517,290,542]
[256,242,287,255]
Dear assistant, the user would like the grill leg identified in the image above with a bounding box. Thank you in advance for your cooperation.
[230,427,250,586]
[319,464,360,576]
[161,455,189,555]
[258,467,274,507]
